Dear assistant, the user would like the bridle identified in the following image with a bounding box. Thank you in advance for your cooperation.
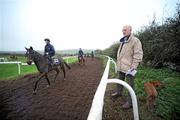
[26,49,34,65]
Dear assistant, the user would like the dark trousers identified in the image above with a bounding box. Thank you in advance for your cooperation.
[116,71,135,104]
[45,55,53,65]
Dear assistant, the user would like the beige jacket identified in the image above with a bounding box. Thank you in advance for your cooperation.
[117,34,143,73]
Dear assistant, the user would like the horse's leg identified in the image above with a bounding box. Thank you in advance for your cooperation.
[33,73,46,94]
[44,73,50,87]
[83,57,85,65]
[54,67,60,81]
[78,57,80,65]
[61,64,66,80]
[63,61,71,69]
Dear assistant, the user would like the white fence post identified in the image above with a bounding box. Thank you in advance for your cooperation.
[107,79,139,120]
[87,55,139,120]
[0,61,21,75]
[110,58,117,73]
[17,62,21,75]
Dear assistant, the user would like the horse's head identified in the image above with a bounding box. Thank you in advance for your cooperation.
[25,46,35,65]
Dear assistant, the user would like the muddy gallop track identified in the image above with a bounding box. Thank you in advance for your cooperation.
[0,58,103,120]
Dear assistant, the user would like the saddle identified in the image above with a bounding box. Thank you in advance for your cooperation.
[46,55,60,66]
[52,56,61,65]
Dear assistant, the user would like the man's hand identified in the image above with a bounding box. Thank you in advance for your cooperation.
[126,68,137,76]
[130,68,136,72]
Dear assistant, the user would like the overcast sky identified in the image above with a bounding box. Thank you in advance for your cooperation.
[0,0,179,51]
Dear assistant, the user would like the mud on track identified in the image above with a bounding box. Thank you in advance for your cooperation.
[0,58,103,120]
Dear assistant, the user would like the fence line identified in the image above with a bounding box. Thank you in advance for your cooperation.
[87,55,139,120]
[0,58,5,62]
[63,56,77,63]
[0,56,77,75]
[107,79,139,120]
[0,61,21,75]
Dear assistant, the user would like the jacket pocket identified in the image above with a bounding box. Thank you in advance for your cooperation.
[121,59,132,66]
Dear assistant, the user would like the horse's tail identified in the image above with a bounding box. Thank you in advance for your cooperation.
[64,61,71,69]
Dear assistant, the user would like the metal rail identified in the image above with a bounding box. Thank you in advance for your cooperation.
[0,56,77,75]
[0,61,21,75]
[87,55,139,120]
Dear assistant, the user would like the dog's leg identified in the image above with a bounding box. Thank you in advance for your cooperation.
[146,95,151,111]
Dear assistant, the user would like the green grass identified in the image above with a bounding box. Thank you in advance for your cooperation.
[0,64,38,80]
[0,56,78,80]
[64,57,78,64]
[0,55,27,62]
[100,56,180,120]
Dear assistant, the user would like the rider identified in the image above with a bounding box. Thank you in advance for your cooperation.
[91,51,94,61]
[44,38,55,66]
[78,48,84,62]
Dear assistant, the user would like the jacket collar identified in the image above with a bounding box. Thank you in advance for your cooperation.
[120,34,133,43]
[126,34,133,42]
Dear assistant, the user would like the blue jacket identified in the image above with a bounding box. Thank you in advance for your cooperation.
[78,50,83,57]
[44,43,55,57]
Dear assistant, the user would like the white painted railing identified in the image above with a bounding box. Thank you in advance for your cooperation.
[87,55,139,120]
[0,58,5,62]
[0,56,77,76]
[0,61,21,75]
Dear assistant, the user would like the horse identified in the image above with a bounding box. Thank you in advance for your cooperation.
[25,46,71,94]
[78,55,85,65]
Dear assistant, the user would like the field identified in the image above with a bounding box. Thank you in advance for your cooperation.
[0,57,103,120]
[103,58,180,120]
[0,64,37,80]
[0,55,179,119]
[0,55,78,80]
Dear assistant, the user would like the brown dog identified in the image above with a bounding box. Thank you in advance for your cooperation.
[144,81,164,111]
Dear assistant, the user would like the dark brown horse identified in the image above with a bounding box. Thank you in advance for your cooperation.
[25,46,71,94]
[78,56,85,65]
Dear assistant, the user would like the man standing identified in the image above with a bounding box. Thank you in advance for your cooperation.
[91,51,94,61]
[111,25,143,109]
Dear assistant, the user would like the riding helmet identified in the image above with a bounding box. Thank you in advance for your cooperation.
[44,38,50,42]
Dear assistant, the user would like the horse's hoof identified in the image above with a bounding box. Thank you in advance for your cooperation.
[33,91,37,95]
[47,85,50,87]
[64,78,66,80]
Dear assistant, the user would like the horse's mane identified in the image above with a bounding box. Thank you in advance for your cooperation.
[31,49,48,73]
[32,50,46,61]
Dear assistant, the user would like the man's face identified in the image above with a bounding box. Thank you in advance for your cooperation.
[122,26,131,37]
[45,41,49,44]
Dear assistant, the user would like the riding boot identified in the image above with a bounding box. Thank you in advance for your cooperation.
[47,57,53,67]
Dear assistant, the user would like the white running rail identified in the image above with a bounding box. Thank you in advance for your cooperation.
[87,55,139,120]
[0,58,5,62]
[0,56,77,76]
[0,61,21,75]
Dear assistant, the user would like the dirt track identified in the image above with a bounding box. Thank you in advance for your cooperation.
[0,58,103,120]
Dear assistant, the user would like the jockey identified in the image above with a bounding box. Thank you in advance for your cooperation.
[78,48,84,61]
[44,38,55,66]
[78,48,83,57]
